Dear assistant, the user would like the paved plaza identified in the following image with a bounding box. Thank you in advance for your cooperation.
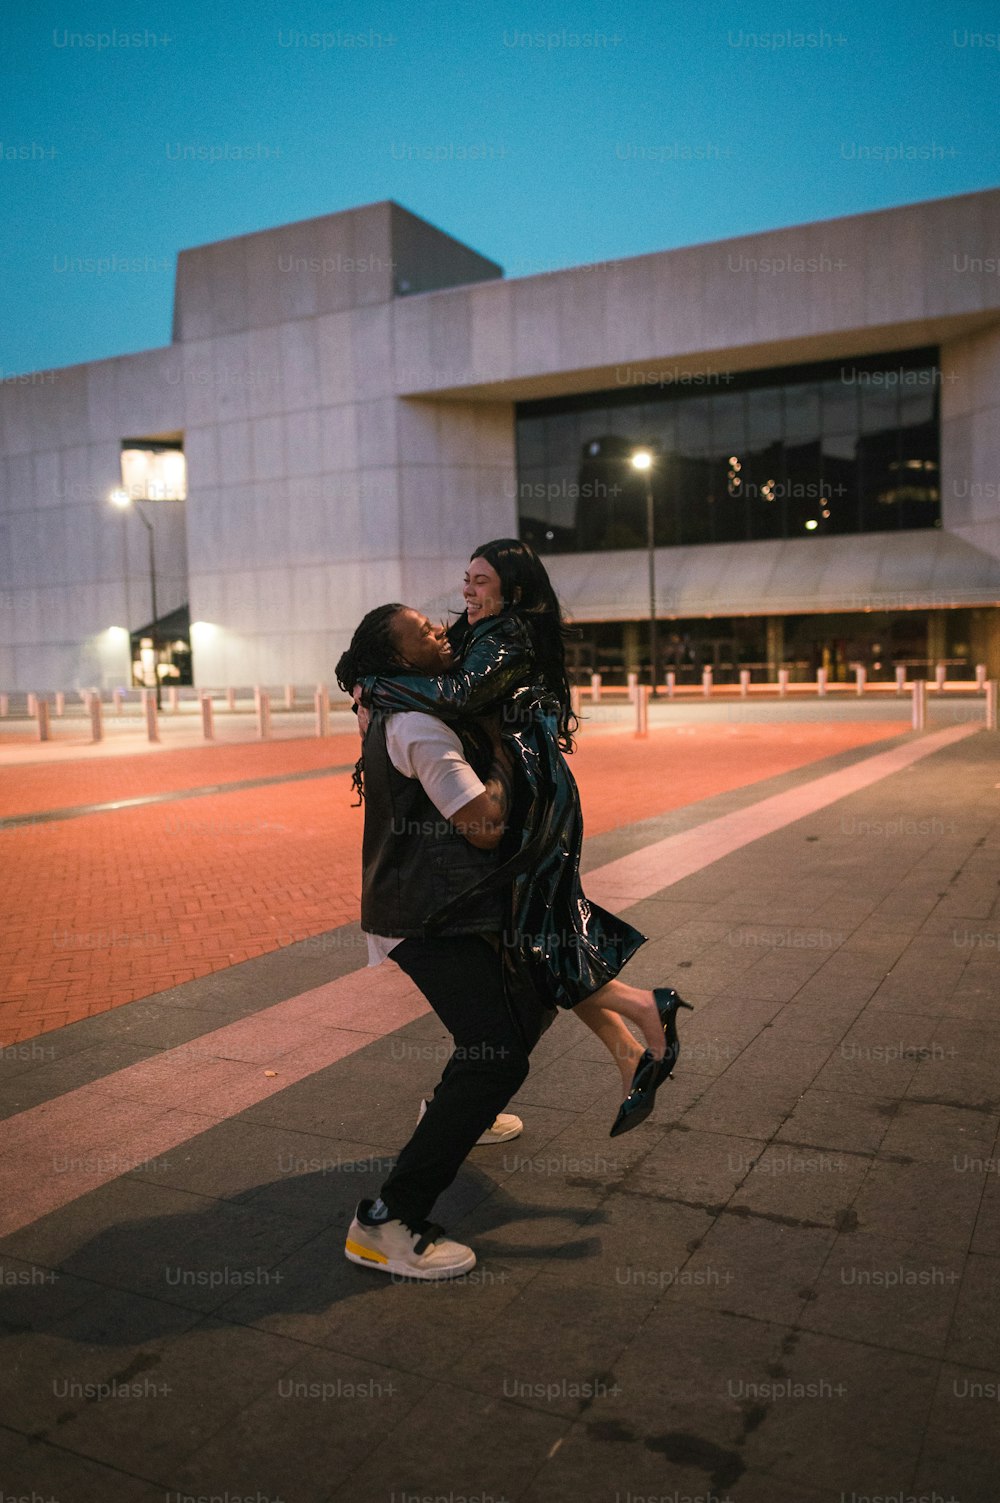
[1,703,999,1502]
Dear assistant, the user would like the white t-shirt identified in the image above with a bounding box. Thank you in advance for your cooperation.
[364,711,487,966]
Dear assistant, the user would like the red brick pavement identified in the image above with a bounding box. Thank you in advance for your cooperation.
[0,720,905,1045]
[0,734,363,818]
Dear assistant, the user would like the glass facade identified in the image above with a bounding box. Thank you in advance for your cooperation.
[516,348,940,553]
[563,609,975,686]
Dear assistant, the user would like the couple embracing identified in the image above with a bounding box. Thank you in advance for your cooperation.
[334,538,692,1280]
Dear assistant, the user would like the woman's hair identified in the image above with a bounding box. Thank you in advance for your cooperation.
[334,602,405,802]
[469,538,578,751]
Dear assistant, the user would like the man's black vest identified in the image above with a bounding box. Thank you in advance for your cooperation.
[360,711,504,939]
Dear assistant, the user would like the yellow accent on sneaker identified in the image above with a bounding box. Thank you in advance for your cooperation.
[344,1207,476,1281]
[344,1237,388,1265]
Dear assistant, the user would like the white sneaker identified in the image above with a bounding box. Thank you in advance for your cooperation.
[417,1097,523,1145]
[344,1201,476,1281]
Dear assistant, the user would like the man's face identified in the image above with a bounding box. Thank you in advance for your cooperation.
[390,608,453,673]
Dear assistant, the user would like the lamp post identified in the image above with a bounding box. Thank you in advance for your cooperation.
[110,488,161,709]
[630,448,659,697]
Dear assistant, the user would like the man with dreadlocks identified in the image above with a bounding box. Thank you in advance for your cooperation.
[334,602,537,1280]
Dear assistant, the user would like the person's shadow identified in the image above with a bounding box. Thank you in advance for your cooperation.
[0,1158,608,1347]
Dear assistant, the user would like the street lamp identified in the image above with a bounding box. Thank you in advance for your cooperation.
[110,487,161,709]
[630,447,659,697]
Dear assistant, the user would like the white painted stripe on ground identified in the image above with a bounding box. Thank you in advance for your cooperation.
[587,722,980,910]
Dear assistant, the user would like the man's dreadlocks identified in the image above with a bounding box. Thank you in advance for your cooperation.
[334,602,405,803]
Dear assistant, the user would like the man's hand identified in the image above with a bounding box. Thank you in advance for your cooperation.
[451,721,513,851]
[476,711,512,775]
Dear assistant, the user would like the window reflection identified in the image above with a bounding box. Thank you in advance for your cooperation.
[781,382,820,444]
[822,432,859,534]
[516,350,940,551]
[819,376,858,437]
[744,387,785,540]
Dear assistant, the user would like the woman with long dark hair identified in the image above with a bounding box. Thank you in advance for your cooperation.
[353,538,691,1137]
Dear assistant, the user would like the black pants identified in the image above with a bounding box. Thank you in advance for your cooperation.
[378,934,534,1227]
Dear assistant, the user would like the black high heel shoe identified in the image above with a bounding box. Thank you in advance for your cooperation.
[609,987,694,1138]
[655,987,694,1079]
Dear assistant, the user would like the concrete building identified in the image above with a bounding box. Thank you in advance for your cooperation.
[2,189,1000,693]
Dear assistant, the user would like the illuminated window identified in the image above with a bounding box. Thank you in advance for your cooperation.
[516,348,940,553]
[120,440,187,501]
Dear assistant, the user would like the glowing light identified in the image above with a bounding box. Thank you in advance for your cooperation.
[120,446,187,501]
[805,519,818,530]
[630,449,653,472]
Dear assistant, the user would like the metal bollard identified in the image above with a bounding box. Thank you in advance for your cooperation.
[816,668,827,697]
[89,693,103,742]
[27,693,37,717]
[911,678,926,731]
[590,673,602,703]
[226,687,236,712]
[665,671,676,699]
[285,683,295,710]
[855,666,867,696]
[54,691,65,717]
[986,680,999,731]
[626,671,638,703]
[976,663,987,692]
[36,699,51,741]
[778,669,789,698]
[702,668,713,698]
[200,692,215,741]
[895,666,907,696]
[570,684,582,721]
[0,693,8,716]
[635,683,649,737]
[167,685,179,712]
[142,688,159,742]
[740,669,750,697]
[935,663,947,693]
[314,684,329,738]
[255,687,272,740]
[113,688,125,715]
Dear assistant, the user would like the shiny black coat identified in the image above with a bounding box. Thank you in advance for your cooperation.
[360,612,647,1018]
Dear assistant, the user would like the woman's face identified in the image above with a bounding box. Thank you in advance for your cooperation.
[463,556,504,624]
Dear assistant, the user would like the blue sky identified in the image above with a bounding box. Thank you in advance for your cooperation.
[1,0,997,375]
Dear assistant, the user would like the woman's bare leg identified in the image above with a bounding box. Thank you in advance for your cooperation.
[574,999,645,1096]
[574,979,667,1062]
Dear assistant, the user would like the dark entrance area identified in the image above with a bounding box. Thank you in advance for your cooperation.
[130,603,192,688]
[565,619,761,684]
[565,609,978,686]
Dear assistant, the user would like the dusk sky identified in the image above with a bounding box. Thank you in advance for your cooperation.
[2,0,998,377]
